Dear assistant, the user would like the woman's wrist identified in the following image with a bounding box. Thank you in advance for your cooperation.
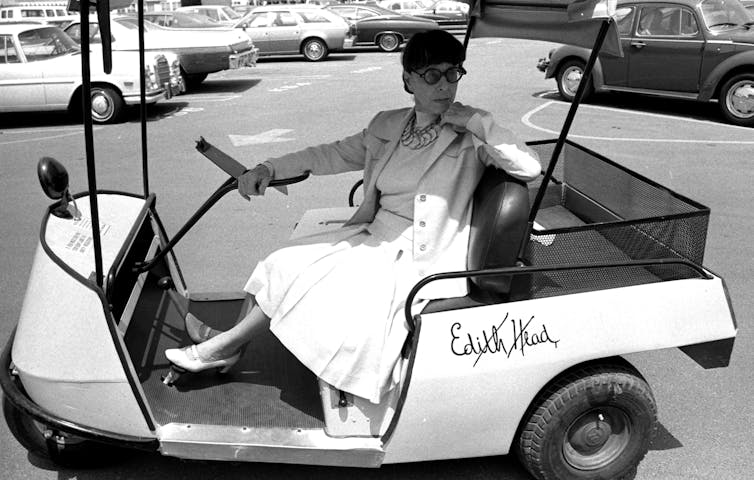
[258,161,275,178]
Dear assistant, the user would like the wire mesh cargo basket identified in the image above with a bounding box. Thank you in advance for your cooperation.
[521,140,710,298]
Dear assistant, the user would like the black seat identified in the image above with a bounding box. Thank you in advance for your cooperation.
[466,166,530,300]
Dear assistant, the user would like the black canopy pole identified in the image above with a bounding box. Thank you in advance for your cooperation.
[138,0,149,197]
[527,17,613,225]
[80,3,104,287]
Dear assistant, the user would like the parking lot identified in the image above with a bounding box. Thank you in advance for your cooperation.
[1,38,752,479]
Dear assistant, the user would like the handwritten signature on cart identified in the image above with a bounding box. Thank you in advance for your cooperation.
[450,314,560,367]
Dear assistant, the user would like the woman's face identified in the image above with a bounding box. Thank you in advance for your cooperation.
[404,62,460,116]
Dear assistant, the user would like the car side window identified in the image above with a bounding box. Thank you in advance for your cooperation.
[273,12,298,27]
[680,9,699,36]
[637,6,684,36]
[0,35,20,64]
[248,12,270,27]
[297,11,330,23]
[356,8,376,18]
[615,6,635,36]
[65,24,81,42]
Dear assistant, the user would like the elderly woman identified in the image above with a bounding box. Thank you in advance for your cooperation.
[166,30,540,403]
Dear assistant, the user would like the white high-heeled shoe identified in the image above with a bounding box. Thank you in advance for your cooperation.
[165,345,240,374]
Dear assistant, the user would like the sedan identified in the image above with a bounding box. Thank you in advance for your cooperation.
[143,11,227,29]
[378,0,468,29]
[234,5,352,61]
[0,24,170,123]
[326,4,438,52]
[64,16,258,89]
[537,0,754,126]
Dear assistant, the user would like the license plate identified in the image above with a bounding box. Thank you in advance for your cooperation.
[229,52,251,69]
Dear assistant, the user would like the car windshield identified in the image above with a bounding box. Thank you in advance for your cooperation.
[220,6,242,20]
[699,0,751,29]
[18,26,78,60]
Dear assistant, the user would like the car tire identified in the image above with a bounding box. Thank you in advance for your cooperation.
[3,394,120,467]
[516,363,657,480]
[556,59,593,103]
[90,86,124,124]
[302,38,328,61]
[718,73,754,127]
[181,70,208,91]
[377,33,401,52]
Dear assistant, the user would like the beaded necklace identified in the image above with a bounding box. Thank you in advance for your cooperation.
[400,115,440,150]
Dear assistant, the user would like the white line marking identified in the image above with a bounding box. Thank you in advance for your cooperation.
[0,126,103,145]
[230,129,295,146]
[522,99,754,144]
[351,66,382,74]
[170,95,240,103]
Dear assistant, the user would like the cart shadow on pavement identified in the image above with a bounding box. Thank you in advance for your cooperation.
[649,422,683,451]
[28,448,536,480]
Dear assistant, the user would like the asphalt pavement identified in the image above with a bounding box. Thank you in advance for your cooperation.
[0,38,751,480]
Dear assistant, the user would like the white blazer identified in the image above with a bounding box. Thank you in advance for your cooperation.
[266,107,541,298]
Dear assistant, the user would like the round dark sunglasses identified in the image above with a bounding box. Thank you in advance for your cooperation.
[413,66,467,85]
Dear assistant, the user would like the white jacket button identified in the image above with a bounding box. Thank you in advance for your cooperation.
[419,244,427,251]
[419,221,426,227]
[418,194,426,201]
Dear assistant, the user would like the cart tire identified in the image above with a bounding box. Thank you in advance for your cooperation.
[718,73,754,127]
[3,394,122,467]
[302,38,328,61]
[378,33,401,52]
[516,364,657,480]
[90,86,124,124]
[556,59,592,103]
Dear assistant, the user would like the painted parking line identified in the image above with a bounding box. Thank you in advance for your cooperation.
[166,94,241,103]
[0,126,103,146]
[522,99,754,144]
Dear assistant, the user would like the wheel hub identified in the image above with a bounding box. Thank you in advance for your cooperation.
[91,94,111,116]
[563,68,582,96]
[563,407,631,471]
[728,81,754,118]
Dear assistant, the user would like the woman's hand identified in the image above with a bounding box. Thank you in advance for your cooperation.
[238,164,272,200]
[441,102,478,132]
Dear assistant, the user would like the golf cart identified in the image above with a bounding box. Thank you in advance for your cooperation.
[1,0,737,479]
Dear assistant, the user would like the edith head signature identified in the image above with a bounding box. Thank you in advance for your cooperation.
[450,313,560,367]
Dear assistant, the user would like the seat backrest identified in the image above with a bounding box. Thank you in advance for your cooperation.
[467,167,530,298]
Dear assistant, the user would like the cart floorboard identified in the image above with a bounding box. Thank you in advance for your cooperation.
[124,275,324,429]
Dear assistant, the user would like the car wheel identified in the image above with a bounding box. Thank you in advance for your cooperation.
[3,394,119,467]
[556,59,593,102]
[377,33,401,52]
[90,86,124,124]
[181,70,208,91]
[516,363,657,480]
[719,73,754,127]
[302,38,328,61]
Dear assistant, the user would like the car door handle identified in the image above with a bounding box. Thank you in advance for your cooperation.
[631,41,646,49]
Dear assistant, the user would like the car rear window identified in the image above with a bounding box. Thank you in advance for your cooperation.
[297,11,331,23]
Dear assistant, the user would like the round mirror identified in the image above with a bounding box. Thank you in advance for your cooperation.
[37,157,69,200]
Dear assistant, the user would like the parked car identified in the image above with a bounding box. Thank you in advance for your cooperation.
[143,11,227,29]
[176,5,243,26]
[537,0,754,126]
[64,16,258,89]
[378,0,467,28]
[0,23,171,123]
[234,5,352,61]
[326,3,438,52]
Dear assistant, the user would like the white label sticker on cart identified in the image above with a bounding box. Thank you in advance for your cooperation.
[63,217,113,254]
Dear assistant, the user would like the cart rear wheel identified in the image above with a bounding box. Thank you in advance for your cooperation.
[516,364,657,480]
[556,59,592,102]
[3,394,121,467]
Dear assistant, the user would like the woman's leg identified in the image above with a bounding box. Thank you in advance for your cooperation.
[194,302,270,361]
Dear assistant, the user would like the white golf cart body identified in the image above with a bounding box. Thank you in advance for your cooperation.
[1,0,736,477]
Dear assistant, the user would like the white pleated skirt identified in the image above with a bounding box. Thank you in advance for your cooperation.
[244,210,422,403]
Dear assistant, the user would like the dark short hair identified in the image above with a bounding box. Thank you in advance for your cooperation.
[402,30,465,73]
